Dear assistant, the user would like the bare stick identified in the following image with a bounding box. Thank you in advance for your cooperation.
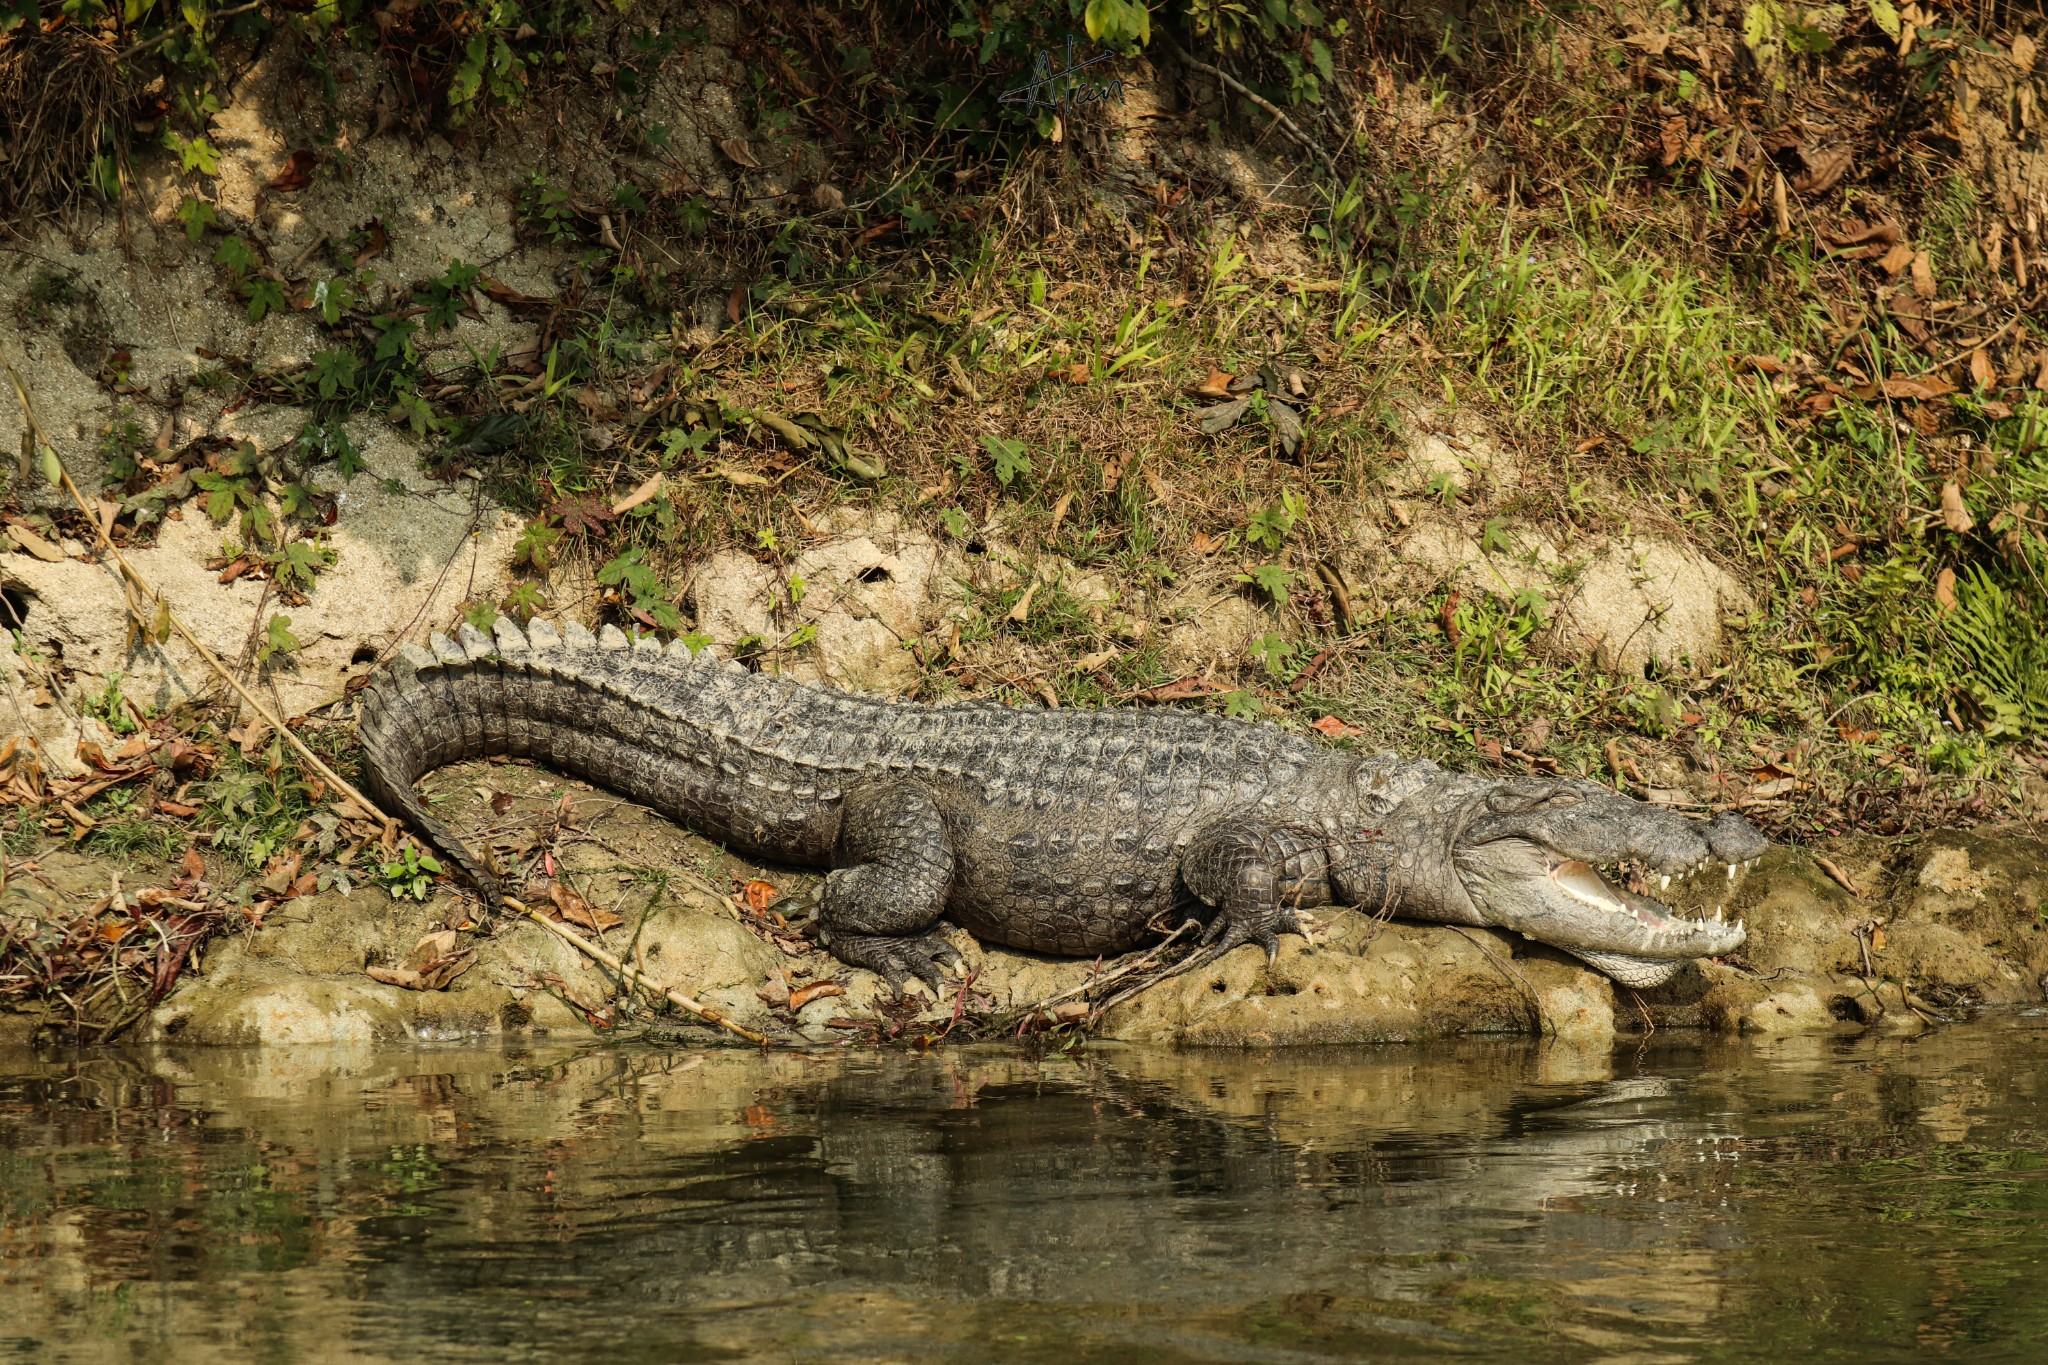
[1165,39,1337,174]
[3,351,392,827]
[509,896,769,1046]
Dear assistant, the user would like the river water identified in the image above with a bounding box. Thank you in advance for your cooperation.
[1,1013,2043,1363]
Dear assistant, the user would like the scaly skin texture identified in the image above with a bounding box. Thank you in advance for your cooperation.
[357,618,1770,991]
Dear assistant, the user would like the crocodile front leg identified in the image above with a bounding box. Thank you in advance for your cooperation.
[1180,818,1329,960]
[815,778,965,994]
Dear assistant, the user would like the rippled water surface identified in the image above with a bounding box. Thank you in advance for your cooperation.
[2,1014,2045,1363]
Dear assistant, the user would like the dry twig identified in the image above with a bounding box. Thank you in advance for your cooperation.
[509,895,769,1045]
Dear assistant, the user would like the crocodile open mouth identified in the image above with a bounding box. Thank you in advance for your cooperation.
[1549,858,1745,939]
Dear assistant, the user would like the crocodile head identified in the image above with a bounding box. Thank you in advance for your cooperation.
[1350,778,1769,988]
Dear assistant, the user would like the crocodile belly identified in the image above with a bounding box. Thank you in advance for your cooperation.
[945,816,1186,956]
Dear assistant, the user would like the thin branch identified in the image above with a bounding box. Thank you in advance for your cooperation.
[1164,38,1337,174]
[510,896,768,1045]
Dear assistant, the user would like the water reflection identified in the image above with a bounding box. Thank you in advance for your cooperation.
[1,1017,2044,1363]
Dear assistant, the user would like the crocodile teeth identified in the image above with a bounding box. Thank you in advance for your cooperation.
[1726,862,1737,879]
[1660,874,1670,891]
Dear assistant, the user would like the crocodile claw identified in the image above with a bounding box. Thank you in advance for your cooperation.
[1196,903,1314,962]
[825,927,964,997]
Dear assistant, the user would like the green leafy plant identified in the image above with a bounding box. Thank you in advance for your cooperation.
[514,515,563,571]
[505,581,547,620]
[1240,563,1294,604]
[377,844,444,901]
[177,197,220,243]
[271,540,334,593]
[979,434,1033,487]
[84,675,140,737]
[1248,632,1299,680]
[1245,490,1307,551]
[192,441,276,544]
[257,614,301,667]
[597,547,683,630]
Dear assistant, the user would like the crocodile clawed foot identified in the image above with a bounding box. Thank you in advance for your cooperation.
[1199,904,1317,963]
[1199,914,1284,963]
[824,927,965,997]
[1276,908,1321,953]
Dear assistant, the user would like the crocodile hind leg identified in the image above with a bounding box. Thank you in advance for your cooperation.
[816,779,965,994]
[1179,818,1328,961]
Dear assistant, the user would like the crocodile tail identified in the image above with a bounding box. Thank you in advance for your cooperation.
[355,624,512,906]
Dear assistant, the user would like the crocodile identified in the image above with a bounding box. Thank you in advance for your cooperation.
[356,617,1768,992]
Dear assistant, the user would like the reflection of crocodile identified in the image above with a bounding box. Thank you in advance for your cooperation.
[357,617,1767,990]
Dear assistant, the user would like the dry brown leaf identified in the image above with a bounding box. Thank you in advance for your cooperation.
[549,883,623,932]
[181,848,206,882]
[1820,221,1900,250]
[711,463,772,487]
[1969,349,1995,391]
[1189,368,1234,399]
[788,981,845,1011]
[1065,361,1091,385]
[1190,531,1223,556]
[1934,565,1959,612]
[756,974,792,1009]
[267,150,317,193]
[1878,242,1916,276]
[1310,716,1364,739]
[1880,375,1956,401]
[1939,483,1975,534]
[353,219,389,267]
[610,471,665,516]
[743,879,780,911]
[719,137,761,169]
[1910,251,1935,299]
[412,929,460,963]
[4,520,65,563]
[1659,114,1687,167]
[1794,148,1852,195]
[232,719,272,760]
[1046,491,1074,539]
[366,966,424,989]
[1813,854,1862,898]
[1007,580,1040,624]
[2013,34,2037,70]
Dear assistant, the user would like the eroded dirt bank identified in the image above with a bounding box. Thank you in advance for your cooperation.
[8,772,2041,1052]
